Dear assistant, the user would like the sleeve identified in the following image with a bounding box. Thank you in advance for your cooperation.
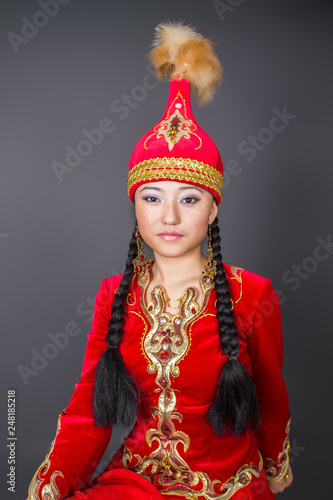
[28,278,115,500]
[246,277,291,482]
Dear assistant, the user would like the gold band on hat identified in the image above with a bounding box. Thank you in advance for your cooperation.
[127,157,223,201]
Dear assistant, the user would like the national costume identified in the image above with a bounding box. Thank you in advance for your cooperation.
[28,21,291,500]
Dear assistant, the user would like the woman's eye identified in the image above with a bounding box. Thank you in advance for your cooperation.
[181,196,199,204]
[143,196,160,203]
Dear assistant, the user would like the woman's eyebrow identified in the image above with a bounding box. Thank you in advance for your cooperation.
[139,186,162,192]
[178,186,203,192]
[139,186,203,193]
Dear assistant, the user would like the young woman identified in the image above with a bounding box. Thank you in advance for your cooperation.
[27,22,292,500]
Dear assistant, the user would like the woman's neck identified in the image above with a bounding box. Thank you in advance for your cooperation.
[150,249,207,290]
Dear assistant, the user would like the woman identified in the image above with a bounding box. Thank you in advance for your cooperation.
[28,21,292,500]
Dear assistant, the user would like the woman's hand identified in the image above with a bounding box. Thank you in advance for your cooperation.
[267,465,293,494]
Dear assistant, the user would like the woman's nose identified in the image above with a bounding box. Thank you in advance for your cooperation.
[161,200,181,225]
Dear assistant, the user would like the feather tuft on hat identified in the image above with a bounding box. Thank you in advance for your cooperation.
[148,20,223,105]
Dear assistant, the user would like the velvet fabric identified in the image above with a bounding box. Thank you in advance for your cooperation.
[28,262,289,500]
[127,78,224,204]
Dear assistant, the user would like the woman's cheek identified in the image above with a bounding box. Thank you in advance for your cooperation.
[138,210,159,232]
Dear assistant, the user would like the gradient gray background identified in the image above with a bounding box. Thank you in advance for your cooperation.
[1,0,332,498]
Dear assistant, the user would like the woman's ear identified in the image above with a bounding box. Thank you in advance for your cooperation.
[208,200,218,225]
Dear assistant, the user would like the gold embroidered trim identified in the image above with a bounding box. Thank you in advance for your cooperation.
[123,448,262,500]
[225,265,243,310]
[126,279,137,306]
[162,454,263,499]
[265,418,291,482]
[28,413,64,500]
[126,310,149,364]
[123,268,261,499]
[127,157,223,200]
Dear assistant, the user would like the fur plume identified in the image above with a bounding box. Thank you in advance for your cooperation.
[148,21,223,105]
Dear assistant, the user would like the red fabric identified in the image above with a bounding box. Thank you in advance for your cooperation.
[66,468,274,500]
[67,469,165,499]
[127,78,224,204]
[28,263,289,499]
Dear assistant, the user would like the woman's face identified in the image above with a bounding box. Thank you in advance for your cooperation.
[134,181,218,260]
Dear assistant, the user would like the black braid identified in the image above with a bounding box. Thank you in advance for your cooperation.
[206,217,261,437]
[93,224,139,428]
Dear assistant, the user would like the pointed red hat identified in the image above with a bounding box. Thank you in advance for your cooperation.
[127,22,224,204]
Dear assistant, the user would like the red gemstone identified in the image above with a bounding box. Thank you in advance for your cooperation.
[160,351,168,359]
[140,255,144,261]
[162,337,171,344]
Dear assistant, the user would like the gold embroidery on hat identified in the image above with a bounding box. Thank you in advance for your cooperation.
[128,157,223,201]
[143,91,202,151]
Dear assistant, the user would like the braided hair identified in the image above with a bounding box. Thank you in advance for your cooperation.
[206,216,261,436]
[93,218,260,436]
[93,225,139,428]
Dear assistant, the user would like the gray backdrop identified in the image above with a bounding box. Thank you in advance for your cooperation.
[1,0,332,498]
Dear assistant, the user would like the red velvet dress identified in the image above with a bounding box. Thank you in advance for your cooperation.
[28,262,290,500]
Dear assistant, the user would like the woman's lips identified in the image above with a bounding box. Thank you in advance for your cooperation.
[158,232,183,241]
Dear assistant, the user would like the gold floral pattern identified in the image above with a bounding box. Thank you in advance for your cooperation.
[122,268,261,499]
[162,456,262,499]
[28,413,64,500]
[264,418,291,482]
[143,91,202,151]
